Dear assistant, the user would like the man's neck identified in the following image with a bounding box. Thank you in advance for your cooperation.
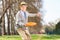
[21,9,26,12]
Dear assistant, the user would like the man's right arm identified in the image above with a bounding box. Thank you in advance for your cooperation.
[16,11,19,25]
[16,11,25,26]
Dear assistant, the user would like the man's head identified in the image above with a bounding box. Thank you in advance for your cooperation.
[20,2,28,11]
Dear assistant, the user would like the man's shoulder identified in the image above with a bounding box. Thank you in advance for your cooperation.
[17,10,21,13]
[17,10,23,14]
[17,10,29,14]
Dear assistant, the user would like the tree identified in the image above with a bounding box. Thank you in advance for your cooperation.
[54,21,60,34]
[0,0,43,35]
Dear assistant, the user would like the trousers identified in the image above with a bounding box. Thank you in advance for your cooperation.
[17,27,31,40]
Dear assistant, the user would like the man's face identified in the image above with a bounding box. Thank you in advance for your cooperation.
[20,5,27,11]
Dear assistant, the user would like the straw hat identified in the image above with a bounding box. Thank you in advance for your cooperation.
[20,1,27,5]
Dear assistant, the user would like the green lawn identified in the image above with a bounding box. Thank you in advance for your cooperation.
[0,34,60,40]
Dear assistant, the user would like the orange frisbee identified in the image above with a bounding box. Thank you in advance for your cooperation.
[25,22,37,27]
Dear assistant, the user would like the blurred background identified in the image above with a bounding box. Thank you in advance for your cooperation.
[0,0,60,36]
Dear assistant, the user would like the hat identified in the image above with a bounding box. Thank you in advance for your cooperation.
[20,1,27,5]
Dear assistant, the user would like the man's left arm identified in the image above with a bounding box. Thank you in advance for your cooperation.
[28,12,40,17]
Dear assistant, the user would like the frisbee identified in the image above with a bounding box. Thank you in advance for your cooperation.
[25,22,37,27]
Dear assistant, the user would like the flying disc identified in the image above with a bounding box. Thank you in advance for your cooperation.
[25,22,37,27]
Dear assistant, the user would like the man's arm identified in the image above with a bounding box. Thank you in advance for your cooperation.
[16,11,19,25]
[27,12,41,17]
[16,11,25,25]
[28,13,37,17]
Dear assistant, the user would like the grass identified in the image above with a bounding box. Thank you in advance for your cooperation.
[0,34,60,40]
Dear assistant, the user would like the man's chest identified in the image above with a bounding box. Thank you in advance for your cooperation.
[19,11,28,19]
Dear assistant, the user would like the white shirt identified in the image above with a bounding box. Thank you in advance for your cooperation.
[16,10,37,25]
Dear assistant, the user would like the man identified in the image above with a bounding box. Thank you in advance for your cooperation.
[16,1,40,40]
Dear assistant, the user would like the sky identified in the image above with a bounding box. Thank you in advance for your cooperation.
[43,0,60,24]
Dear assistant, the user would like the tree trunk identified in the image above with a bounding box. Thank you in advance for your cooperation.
[2,0,6,35]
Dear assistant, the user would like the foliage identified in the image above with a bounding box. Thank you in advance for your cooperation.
[54,21,60,34]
